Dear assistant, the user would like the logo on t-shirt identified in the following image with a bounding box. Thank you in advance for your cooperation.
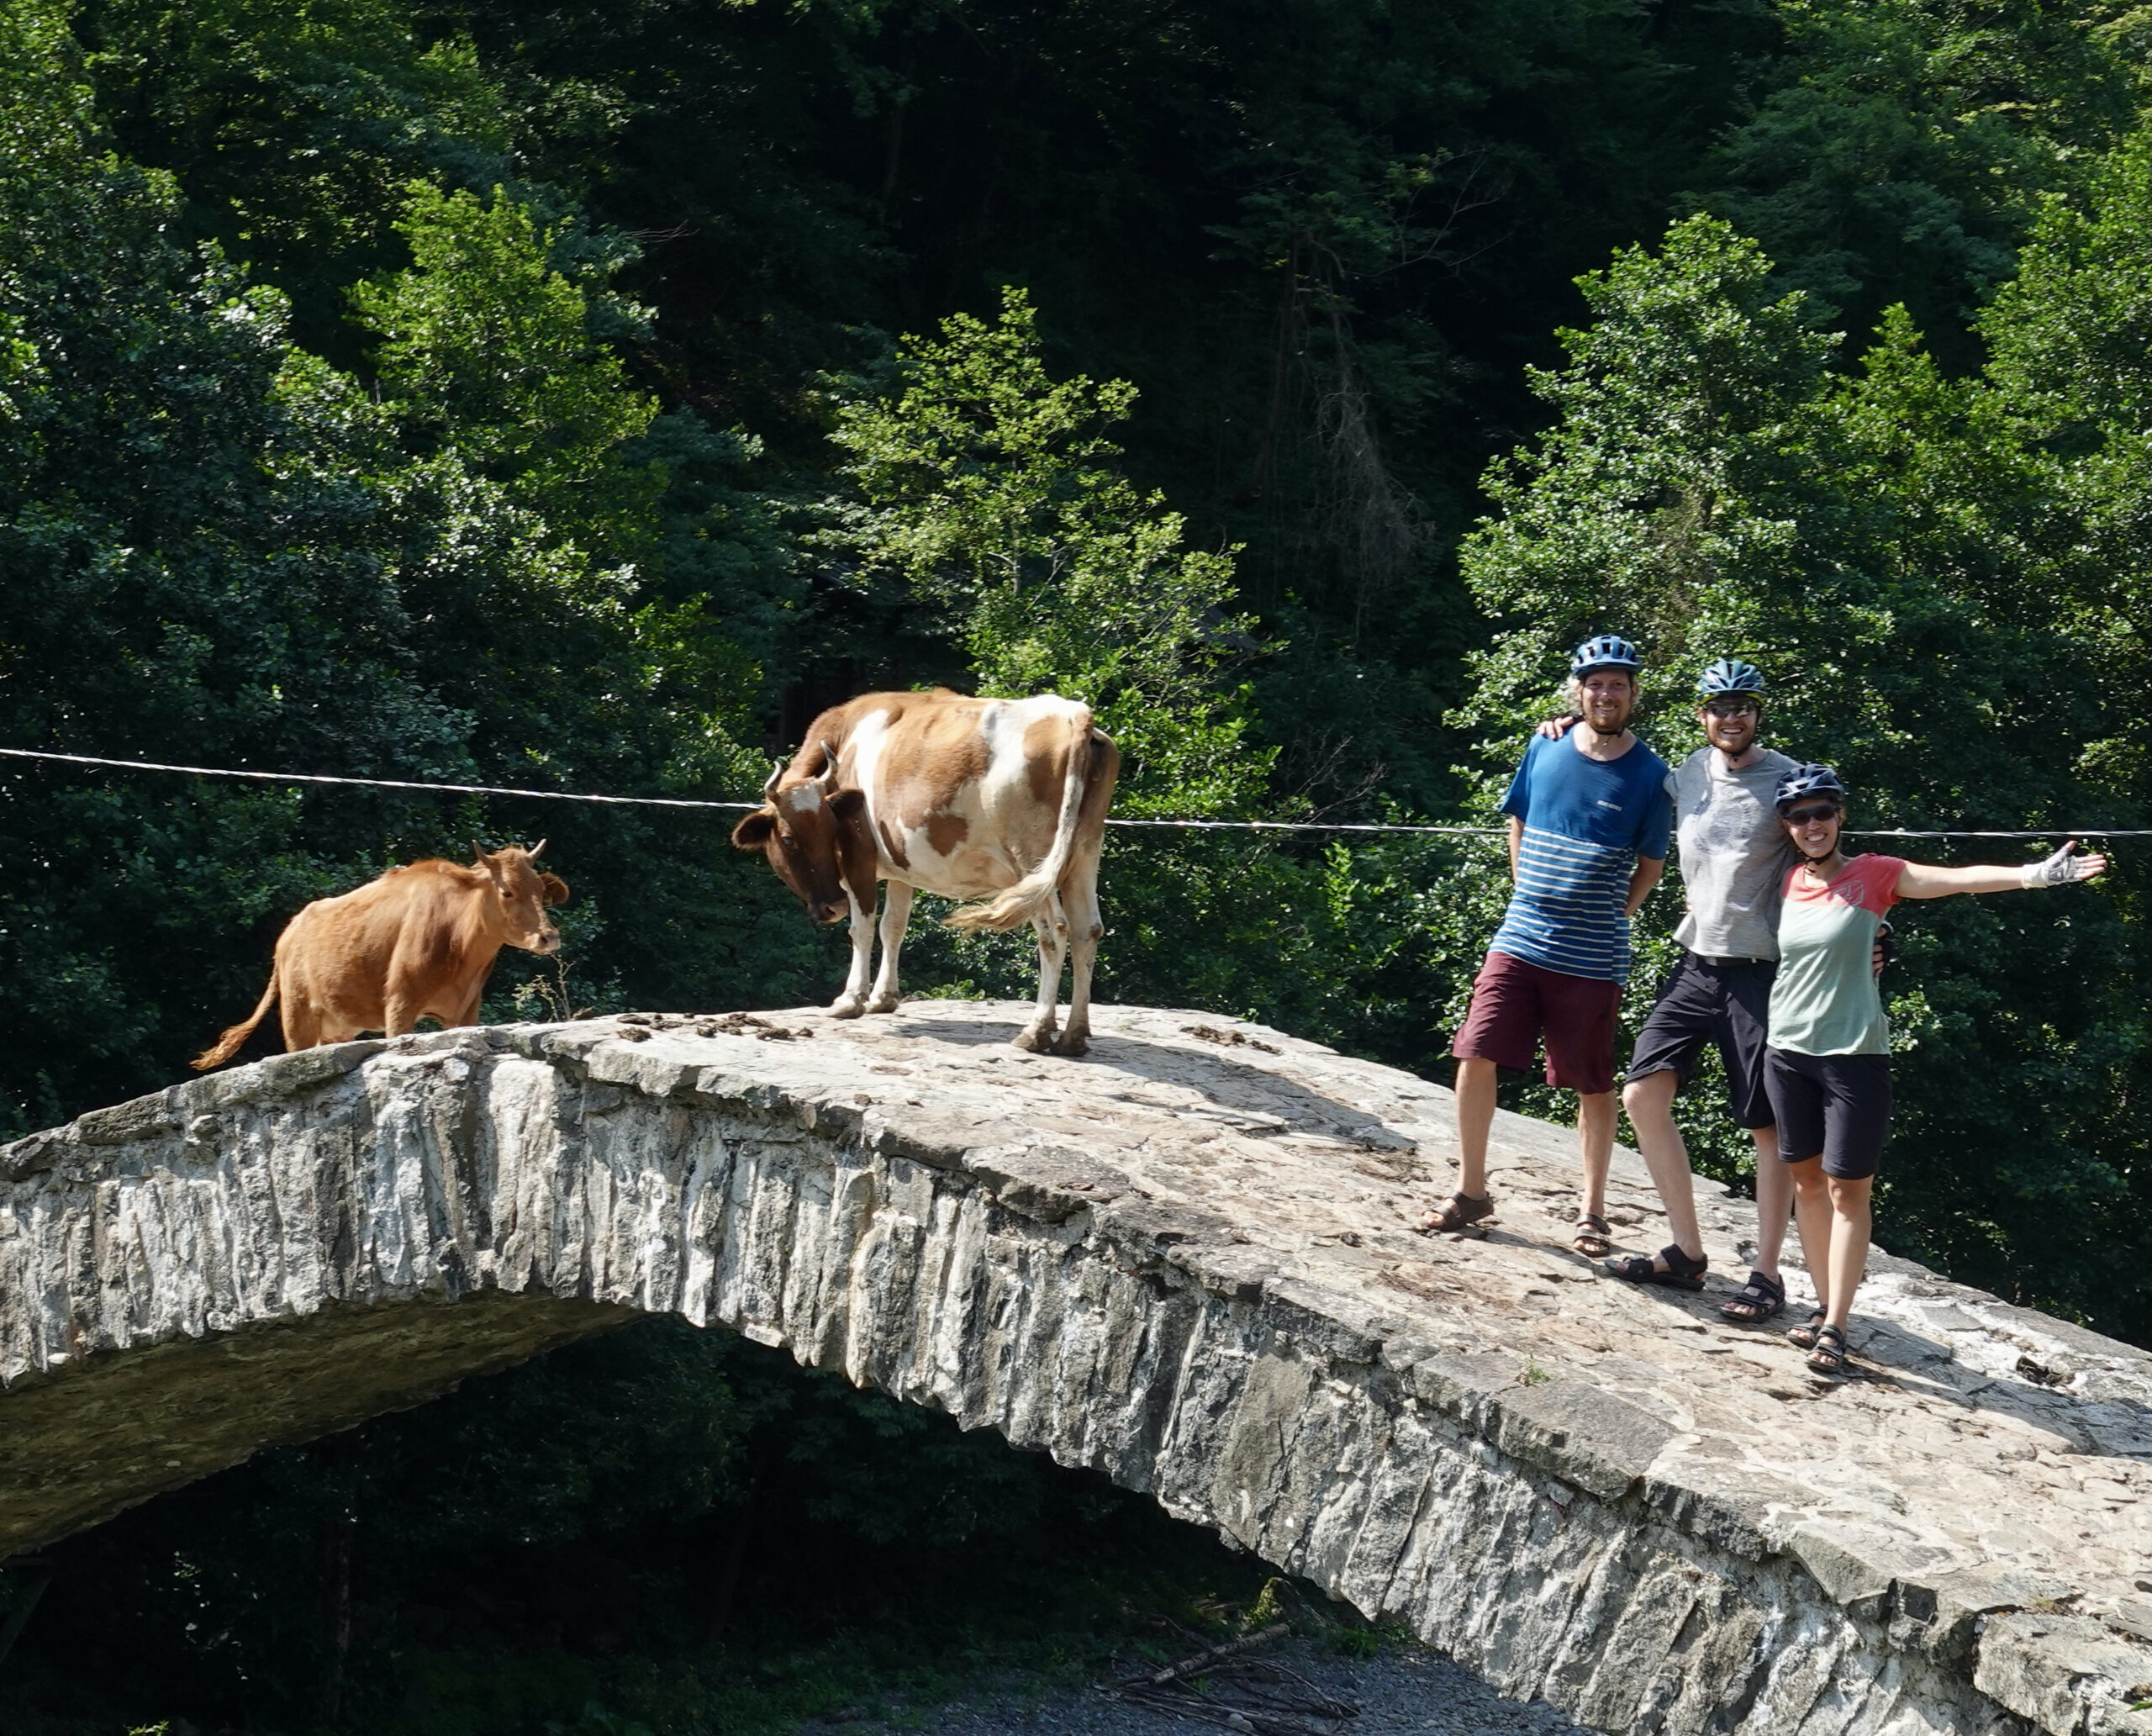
[1596,799,1622,811]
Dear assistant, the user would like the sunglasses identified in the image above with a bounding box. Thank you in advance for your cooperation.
[1703,699,1760,718]
[1784,804,1841,826]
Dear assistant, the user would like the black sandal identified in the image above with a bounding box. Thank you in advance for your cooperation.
[1719,1269,1785,1323]
[1570,1212,1613,1256]
[1416,1191,1495,1236]
[1806,1323,1849,1377]
[1602,1243,1707,1291]
[1787,1309,1827,1348]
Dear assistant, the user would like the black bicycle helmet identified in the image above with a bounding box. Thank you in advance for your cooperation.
[1697,657,1765,698]
[1570,634,1643,678]
[1774,763,1847,813]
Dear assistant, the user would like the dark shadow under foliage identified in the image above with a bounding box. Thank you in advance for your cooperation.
[0,1322,1290,1736]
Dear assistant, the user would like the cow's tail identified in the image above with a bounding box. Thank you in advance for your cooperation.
[192,970,280,1071]
[945,710,1099,935]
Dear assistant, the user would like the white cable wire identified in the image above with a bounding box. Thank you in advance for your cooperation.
[0,747,760,810]
[0,747,2141,840]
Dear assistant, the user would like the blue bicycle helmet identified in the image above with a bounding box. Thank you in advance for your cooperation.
[1698,657,1765,698]
[1774,763,1847,812]
[1570,634,1643,678]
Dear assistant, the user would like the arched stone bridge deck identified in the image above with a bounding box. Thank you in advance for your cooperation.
[3,1003,2149,1736]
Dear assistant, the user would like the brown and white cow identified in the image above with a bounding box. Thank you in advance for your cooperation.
[192,843,570,1068]
[731,689,1117,1055]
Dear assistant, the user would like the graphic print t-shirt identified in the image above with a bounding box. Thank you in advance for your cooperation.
[1767,855,1907,1056]
[1669,747,1800,960]
[1490,731,1673,983]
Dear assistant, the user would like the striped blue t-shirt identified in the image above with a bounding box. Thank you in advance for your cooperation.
[1489,731,1673,983]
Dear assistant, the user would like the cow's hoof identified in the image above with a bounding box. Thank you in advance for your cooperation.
[864,994,902,1015]
[830,997,867,1020]
[1053,1030,1090,1058]
[1011,1025,1055,1053]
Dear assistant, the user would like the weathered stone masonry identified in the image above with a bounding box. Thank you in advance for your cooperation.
[3,1003,2149,1736]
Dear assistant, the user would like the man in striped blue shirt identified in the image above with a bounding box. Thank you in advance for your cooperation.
[1421,636,1672,1248]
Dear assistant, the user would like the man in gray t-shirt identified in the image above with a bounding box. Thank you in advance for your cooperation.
[1596,662,1800,1316]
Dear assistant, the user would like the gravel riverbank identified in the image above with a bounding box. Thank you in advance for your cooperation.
[799,1639,1586,1735]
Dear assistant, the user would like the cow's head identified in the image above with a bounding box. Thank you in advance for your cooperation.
[731,754,866,925]
[473,840,570,953]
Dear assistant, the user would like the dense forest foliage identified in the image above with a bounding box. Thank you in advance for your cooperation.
[3,0,2152,1723]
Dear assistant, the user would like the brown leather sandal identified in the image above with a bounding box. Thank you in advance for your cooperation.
[1416,1191,1495,1236]
[1570,1212,1613,1257]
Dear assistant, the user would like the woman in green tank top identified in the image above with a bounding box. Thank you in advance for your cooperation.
[1764,766,2107,1377]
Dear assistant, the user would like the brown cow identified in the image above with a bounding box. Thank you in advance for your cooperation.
[193,843,570,1069]
[732,689,1116,1055]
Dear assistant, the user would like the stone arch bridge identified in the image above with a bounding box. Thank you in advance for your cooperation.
[3,1002,2150,1736]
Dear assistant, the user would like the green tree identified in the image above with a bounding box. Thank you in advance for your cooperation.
[828,287,1268,817]
[0,0,472,1132]
[352,181,663,566]
[1696,0,2149,365]
[76,0,534,361]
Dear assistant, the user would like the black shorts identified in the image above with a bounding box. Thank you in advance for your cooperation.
[1625,952,1776,1129]
[1764,1048,1893,1179]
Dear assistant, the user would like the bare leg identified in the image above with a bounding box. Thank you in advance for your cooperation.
[1822,1174,1873,1332]
[1013,905,1067,1053]
[1452,1058,1498,1200]
[1576,1090,1616,1225]
[1619,1069,1702,1262]
[1787,1156,1834,1318]
[1749,1121,1791,1279]
[831,887,878,1018]
[865,881,912,1013]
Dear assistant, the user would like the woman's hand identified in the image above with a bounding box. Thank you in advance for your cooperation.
[2022,841,2107,887]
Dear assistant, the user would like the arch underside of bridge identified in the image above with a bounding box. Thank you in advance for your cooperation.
[3,1003,2149,1736]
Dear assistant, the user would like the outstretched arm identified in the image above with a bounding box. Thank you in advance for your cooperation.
[1624,854,1665,916]
[1896,842,2107,900]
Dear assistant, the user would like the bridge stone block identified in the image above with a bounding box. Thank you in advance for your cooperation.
[3,1000,2150,1734]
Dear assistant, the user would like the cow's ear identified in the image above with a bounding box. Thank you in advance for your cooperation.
[731,810,776,849]
[829,789,868,821]
[539,873,570,906]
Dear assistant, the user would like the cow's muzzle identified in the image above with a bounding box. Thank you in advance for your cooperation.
[813,900,848,925]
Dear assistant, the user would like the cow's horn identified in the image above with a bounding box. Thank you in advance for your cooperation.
[762,762,783,800]
[471,838,488,862]
[529,837,546,859]
[817,741,841,789]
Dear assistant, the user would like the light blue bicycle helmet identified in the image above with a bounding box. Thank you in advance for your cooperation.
[1570,634,1643,678]
[1774,763,1847,812]
[1697,657,1765,698]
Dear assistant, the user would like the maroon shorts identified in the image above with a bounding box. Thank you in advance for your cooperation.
[1451,950,1622,1095]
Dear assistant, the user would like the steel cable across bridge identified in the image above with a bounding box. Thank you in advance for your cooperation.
[0,747,2141,842]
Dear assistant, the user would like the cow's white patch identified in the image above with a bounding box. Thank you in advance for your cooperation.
[783,784,824,814]
[848,708,894,867]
